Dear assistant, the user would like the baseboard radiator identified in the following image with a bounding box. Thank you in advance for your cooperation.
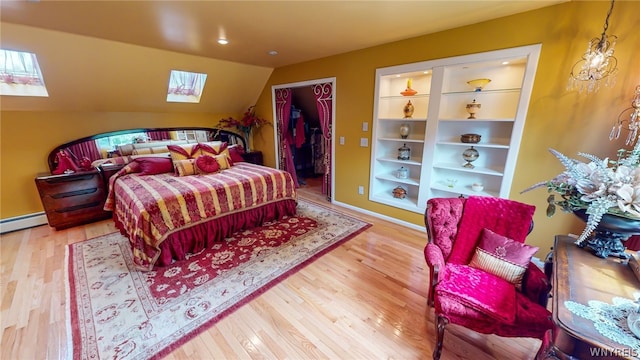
[0,213,48,234]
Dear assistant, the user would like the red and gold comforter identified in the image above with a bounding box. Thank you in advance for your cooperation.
[105,162,297,270]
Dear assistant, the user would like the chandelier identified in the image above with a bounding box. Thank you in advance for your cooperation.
[567,0,618,94]
[609,85,640,145]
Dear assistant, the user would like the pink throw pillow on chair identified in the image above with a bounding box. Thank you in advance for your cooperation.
[469,228,539,289]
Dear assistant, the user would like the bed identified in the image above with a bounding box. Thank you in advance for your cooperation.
[47,127,298,270]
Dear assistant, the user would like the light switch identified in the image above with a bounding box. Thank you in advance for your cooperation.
[362,122,368,131]
[339,136,345,145]
[360,138,368,147]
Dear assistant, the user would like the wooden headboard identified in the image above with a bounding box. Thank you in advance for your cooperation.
[47,127,245,172]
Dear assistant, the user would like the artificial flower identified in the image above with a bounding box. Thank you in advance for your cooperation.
[522,144,640,245]
[216,106,270,137]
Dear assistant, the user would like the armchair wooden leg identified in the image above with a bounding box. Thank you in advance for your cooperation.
[427,287,434,307]
[433,315,447,360]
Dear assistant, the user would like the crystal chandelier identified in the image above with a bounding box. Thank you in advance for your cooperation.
[609,85,640,145]
[567,0,618,94]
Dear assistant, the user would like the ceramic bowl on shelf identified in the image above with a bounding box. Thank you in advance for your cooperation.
[460,133,481,143]
[467,78,491,91]
[400,88,418,96]
[471,183,484,192]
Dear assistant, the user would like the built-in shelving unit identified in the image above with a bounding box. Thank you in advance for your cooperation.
[369,45,541,214]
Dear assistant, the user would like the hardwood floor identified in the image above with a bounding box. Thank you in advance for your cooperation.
[1,179,541,359]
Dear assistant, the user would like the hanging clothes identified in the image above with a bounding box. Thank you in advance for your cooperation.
[295,114,306,149]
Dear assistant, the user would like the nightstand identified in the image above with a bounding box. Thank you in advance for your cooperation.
[241,151,264,165]
[34,170,111,230]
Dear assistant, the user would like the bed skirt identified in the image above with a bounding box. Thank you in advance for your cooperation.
[114,199,298,269]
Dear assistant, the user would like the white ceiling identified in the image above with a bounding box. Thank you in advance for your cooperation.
[0,0,567,68]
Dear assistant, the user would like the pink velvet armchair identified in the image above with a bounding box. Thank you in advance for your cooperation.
[424,196,552,360]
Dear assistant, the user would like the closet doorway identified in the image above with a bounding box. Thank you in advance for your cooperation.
[271,77,335,202]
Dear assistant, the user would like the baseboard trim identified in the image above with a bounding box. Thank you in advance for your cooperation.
[0,203,425,235]
[331,200,426,232]
[0,212,48,234]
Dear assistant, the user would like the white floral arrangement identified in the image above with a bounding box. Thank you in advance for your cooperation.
[523,141,640,245]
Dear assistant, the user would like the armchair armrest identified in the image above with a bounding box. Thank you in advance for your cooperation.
[425,243,446,306]
[521,262,551,308]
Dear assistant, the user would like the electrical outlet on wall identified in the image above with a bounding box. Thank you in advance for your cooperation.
[360,138,368,147]
[362,122,368,131]
[339,136,345,145]
[358,186,364,195]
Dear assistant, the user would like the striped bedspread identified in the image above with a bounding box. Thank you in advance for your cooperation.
[106,162,297,269]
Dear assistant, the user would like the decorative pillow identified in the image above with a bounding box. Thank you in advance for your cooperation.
[195,155,220,174]
[151,146,169,154]
[469,228,539,289]
[228,144,245,163]
[214,154,232,170]
[194,142,228,157]
[167,144,198,162]
[134,157,174,175]
[130,153,171,160]
[117,144,135,156]
[132,147,152,155]
[173,159,197,177]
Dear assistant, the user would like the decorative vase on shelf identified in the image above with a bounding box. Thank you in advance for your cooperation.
[573,209,640,259]
[403,100,414,119]
[395,166,409,179]
[462,146,479,168]
[466,100,481,119]
[399,123,410,139]
[392,186,407,199]
[400,78,418,96]
[398,143,411,160]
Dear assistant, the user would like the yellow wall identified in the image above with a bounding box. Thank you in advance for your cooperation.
[253,1,640,254]
[2,1,640,256]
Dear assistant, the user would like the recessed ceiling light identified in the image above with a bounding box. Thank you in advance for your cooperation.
[502,61,510,65]
[268,50,278,56]
[218,39,229,45]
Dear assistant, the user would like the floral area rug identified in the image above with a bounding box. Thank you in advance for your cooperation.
[65,199,371,360]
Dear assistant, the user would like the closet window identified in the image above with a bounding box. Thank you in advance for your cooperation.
[0,49,48,97]
[166,70,207,103]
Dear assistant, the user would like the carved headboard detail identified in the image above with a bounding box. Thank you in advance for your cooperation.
[47,127,245,172]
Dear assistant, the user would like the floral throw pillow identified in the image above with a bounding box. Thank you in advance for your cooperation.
[469,228,539,289]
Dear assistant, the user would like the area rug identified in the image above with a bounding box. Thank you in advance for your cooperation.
[65,199,371,360]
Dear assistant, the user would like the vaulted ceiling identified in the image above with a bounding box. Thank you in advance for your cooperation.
[1,1,567,68]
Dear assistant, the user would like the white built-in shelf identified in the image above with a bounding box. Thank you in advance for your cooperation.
[369,44,541,214]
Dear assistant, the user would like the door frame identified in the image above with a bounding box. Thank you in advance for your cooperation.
[271,77,336,202]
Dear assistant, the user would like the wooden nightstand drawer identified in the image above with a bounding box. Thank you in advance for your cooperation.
[35,170,111,229]
[40,186,105,209]
[36,171,101,193]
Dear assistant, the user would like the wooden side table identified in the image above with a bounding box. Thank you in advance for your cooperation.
[34,170,111,229]
[536,235,640,359]
[242,151,263,165]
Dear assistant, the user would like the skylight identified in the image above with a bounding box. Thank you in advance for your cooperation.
[166,70,207,103]
[0,49,48,97]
